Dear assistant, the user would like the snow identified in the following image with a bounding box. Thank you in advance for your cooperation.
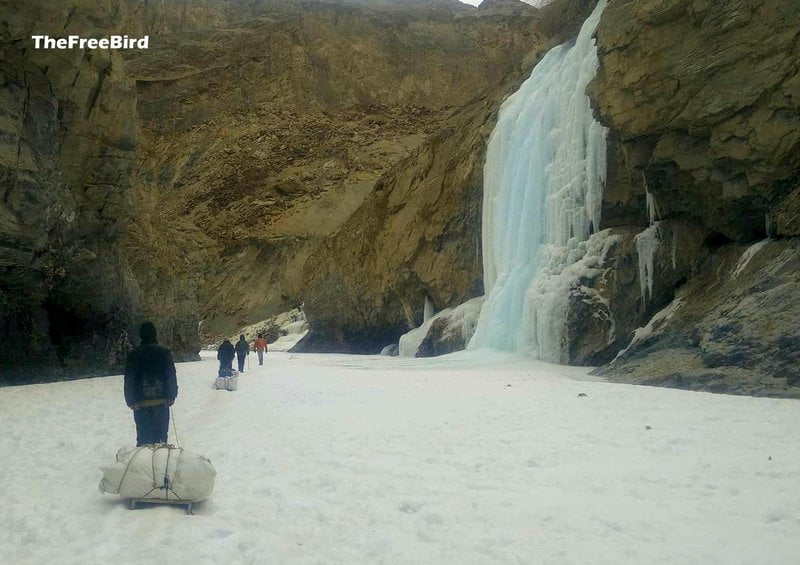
[616,298,684,359]
[398,298,445,356]
[270,320,309,352]
[733,238,772,279]
[232,308,309,352]
[398,308,452,357]
[398,297,484,357]
[2,351,799,564]
[436,296,485,346]
[470,0,608,358]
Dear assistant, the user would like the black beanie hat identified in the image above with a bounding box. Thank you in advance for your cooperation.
[140,322,158,344]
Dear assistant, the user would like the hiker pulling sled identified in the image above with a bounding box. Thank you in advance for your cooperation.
[103,321,215,514]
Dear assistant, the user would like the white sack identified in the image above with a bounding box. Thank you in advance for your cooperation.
[214,376,238,391]
[99,445,216,502]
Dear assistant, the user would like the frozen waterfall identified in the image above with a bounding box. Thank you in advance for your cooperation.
[468,0,608,361]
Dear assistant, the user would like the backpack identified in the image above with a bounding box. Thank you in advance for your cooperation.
[137,348,166,400]
[139,371,165,400]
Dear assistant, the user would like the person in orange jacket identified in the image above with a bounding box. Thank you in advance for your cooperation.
[253,333,268,366]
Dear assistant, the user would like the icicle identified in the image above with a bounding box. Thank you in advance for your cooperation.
[642,172,660,225]
[423,295,434,324]
[469,0,608,359]
[638,165,664,301]
[635,222,662,303]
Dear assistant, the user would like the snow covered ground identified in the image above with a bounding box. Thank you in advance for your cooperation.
[1,351,799,564]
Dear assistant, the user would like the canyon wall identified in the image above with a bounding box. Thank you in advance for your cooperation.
[5,0,795,396]
[1,0,550,381]
[121,0,549,346]
[578,0,800,395]
[0,0,140,382]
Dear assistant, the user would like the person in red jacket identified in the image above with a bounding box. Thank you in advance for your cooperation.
[253,333,268,366]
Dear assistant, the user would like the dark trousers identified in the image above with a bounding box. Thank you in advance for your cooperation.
[237,353,246,372]
[133,404,170,446]
[257,350,264,365]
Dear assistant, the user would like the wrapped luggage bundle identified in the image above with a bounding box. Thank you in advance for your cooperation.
[99,445,216,503]
[214,367,239,391]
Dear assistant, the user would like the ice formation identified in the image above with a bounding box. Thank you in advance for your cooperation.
[614,297,685,360]
[520,229,620,360]
[398,297,484,357]
[468,0,608,361]
[643,173,661,226]
[635,169,664,303]
[635,222,662,303]
[399,313,446,357]
[733,238,772,279]
[423,295,435,323]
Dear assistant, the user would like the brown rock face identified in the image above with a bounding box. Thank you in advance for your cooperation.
[589,0,800,241]
[0,1,140,382]
[120,0,547,345]
[298,97,495,351]
[564,221,709,366]
[1,0,552,380]
[293,0,601,352]
[576,0,800,394]
[595,239,800,397]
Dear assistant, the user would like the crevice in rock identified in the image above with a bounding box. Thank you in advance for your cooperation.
[85,60,111,119]
[43,298,87,366]
[704,232,733,250]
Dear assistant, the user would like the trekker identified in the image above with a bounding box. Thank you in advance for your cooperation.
[235,334,249,372]
[217,339,235,375]
[124,322,178,447]
[253,333,268,366]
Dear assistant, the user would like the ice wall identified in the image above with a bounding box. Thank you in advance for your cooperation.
[469,0,608,361]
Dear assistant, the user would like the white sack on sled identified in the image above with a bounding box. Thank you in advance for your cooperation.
[99,445,216,502]
[213,376,238,391]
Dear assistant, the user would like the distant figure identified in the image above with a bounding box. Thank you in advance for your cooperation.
[217,339,235,375]
[253,333,268,366]
[124,322,178,447]
[235,335,249,372]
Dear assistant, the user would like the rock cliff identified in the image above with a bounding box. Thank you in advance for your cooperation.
[4,0,795,396]
[0,0,551,381]
[580,0,800,394]
[120,0,548,347]
[295,0,600,352]
[0,0,140,382]
[379,0,799,396]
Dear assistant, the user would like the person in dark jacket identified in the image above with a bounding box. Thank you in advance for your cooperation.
[235,334,249,373]
[217,339,235,375]
[124,322,178,447]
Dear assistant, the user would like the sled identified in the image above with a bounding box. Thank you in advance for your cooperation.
[99,445,216,514]
[214,368,239,391]
[129,497,196,515]
[213,375,238,391]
